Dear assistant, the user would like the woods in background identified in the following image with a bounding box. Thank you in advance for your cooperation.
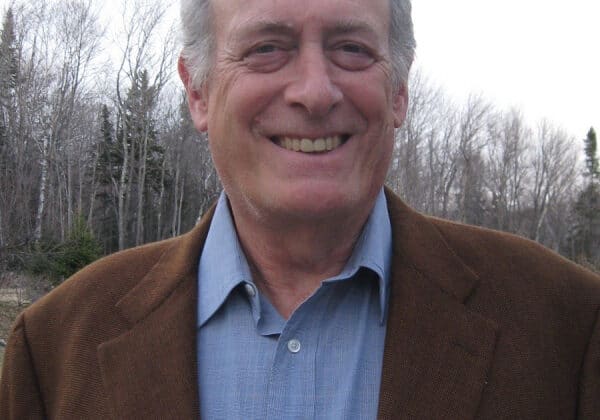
[388,73,599,267]
[0,0,597,290]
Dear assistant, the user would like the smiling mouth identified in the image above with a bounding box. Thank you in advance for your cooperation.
[272,135,349,153]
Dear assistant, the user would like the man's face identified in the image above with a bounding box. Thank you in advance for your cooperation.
[182,0,408,223]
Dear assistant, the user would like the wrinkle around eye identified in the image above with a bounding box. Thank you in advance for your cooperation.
[328,47,376,71]
[243,45,292,72]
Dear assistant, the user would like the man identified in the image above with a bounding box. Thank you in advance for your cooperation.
[1,0,599,418]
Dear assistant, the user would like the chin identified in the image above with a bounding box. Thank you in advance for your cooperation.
[265,185,364,220]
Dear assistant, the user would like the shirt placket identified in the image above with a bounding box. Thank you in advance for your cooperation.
[263,291,326,419]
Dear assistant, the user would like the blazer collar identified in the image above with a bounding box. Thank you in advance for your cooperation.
[377,189,498,419]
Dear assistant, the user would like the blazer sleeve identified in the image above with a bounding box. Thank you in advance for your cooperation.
[578,308,600,418]
[0,313,46,419]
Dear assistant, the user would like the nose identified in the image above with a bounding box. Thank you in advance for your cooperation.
[284,46,343,117]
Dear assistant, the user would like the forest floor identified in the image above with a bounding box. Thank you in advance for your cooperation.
[0,301,28,377]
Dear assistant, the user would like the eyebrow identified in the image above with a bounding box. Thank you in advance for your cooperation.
[324,19,381,39]
[230,20,296,44]
[230,18,381,43]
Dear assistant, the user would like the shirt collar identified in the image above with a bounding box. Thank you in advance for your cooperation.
[197,193,253,327]
[329,189,392,323]
[197,189,392,327]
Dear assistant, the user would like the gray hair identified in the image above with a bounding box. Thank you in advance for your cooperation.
[180,0,415,89]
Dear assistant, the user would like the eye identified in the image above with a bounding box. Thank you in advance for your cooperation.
[329,42,376,71]
[253,43,280,54]
[244,42,291,72]
[340,43,366,54]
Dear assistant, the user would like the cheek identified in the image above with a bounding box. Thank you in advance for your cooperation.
[343,74,396,122]
[212,74,281,136]
[205,79,268,178]
[362,93,396,171]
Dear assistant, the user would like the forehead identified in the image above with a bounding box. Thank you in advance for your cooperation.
[210,0,391,42]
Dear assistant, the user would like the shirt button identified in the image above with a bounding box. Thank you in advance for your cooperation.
[287,339,301,354]
[244,283,256,298]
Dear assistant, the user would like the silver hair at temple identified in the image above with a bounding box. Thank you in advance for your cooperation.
[180,0,416,89]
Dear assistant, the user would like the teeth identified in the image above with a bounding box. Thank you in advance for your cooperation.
[314,139,326,152]
[300,138,313,152]
[278,136,344,153]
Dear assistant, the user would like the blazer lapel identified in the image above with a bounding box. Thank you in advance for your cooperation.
[378,191,498,419]
[97,206,215,419]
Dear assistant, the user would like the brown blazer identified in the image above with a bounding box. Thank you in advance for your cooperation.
[2,191,600,419]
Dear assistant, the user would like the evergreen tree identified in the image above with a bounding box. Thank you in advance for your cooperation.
[584,127,599,181]
[97,105,119,181]
[565,127,600,265]
[0,8,19,248]
[114,70,166,248]
[94,104,120,251]
[0,8,18,155]
[51,215,102,285]
[28,215,103,286]
[0,8,18,99]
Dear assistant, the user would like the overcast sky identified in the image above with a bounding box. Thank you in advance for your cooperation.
[412,0,599,139]
[1,0,598,140]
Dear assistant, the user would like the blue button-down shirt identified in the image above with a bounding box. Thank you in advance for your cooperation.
[197,190,392,419]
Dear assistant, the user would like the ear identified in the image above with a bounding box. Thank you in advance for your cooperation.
[392,82,408,128]
[178,55,209,132]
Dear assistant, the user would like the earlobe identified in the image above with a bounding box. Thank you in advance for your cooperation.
[178,55,209,132]
[392,83,408,128]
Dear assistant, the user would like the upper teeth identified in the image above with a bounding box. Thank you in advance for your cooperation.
[278,136,342,153]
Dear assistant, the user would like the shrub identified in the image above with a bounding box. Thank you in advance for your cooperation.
[26,217,103,287]
[50,217,103,285]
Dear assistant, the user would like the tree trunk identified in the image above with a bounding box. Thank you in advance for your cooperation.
[117,119,129,250]
[156,155,166,241]
[135,124,149,246]
[34,136,49,244]
[177,175,185,235]
[87,143,100,226]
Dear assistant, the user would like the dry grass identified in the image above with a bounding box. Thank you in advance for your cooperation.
[0,301,28,376]
[0,271,49,378]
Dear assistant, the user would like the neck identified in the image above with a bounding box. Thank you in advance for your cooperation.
[229,203,372,319]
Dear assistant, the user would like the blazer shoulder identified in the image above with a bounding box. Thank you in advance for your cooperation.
[16,204,215,337]
[20,233,190,331]
[428,216,600,300]
[59,236,176,292]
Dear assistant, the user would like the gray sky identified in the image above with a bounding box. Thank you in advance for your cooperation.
[413,0,599,138]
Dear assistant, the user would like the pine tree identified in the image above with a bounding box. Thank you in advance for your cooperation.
[114,70,166,248]
[583,127,599,181]
[56,215,102,281]
[94,104,120,251]
[0,8,19,248]
[0,8,18,99]
[565,127,600,266]
[0,8,17,150]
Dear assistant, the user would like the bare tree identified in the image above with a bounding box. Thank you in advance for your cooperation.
[485,109,530,233]
[455,95,492,224]
[388,70,448,210]
[528,121,578,247]
[111,0,176,249]
[422,94,459,217]
[9,1,103,244]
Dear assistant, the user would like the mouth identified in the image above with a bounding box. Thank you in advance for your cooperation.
[271,134,349,153]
